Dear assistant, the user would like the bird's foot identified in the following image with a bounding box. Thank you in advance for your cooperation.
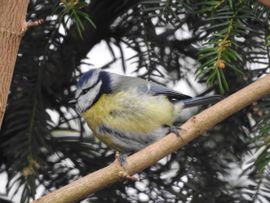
[114,151,138,181]
[115,151,127,166]
[166,125,185,141]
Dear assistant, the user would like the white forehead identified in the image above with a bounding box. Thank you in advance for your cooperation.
[84,69,100,88]
[75,69,101,98]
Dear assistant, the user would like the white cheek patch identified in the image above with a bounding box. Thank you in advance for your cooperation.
[76,80,102,113]
[75,88,82,99]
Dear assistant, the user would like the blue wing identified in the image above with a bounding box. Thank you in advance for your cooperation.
[147,83,191,100]
[104,71,192,101]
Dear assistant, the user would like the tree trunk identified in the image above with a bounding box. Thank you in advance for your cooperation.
[259,0,270,8]
[0,0,30,128]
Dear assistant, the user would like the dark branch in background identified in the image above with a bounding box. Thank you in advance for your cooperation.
[59,0,140,77]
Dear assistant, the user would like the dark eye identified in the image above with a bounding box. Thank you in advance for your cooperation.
[82,89,89,95]
[80,79,100,96]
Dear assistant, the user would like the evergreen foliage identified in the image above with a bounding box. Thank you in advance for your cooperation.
[0,0,270,202]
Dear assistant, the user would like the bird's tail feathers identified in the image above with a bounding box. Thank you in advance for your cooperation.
[182,95,222,108]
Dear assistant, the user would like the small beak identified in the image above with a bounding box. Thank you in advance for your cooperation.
[68,99,77,107]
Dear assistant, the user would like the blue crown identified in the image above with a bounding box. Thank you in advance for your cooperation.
[77,69,112,93]
[77,69,97,87]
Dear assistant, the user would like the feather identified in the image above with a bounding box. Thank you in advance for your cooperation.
[182,95,222,108]
[107,71,191,100]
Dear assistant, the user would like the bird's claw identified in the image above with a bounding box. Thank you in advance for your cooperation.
[115,151,127,166]
[114,151,138,182]
[166,125,184,141]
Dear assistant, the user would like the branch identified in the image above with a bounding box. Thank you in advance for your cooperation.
[0,1,43,128]
[258,0,270,8]
[34,74,270,203]
[26,19,44,30]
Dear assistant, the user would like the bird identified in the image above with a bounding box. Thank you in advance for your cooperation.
[74,69,221,178]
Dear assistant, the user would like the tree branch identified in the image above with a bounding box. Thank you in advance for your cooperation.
[258,0,270,8]
[0,0,32,127]
[34,74,270,203]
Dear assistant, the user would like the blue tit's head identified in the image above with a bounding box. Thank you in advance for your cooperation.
[75,69,112,113]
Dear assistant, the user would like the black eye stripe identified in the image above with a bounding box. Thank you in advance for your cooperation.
[80,85,94,96]
[82,88,89,94]
[79,79,101,97]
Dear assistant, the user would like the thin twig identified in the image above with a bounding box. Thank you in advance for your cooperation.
[27,19,44,29]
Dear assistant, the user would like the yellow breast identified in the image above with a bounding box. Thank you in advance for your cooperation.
[82,90,175,150]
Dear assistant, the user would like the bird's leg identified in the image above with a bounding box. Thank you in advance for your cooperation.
[165,125,184,141]
[115,151,127,167]
[114,151,138,181]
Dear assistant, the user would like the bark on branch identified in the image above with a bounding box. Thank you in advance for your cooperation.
[0,0,30,128]
[34,74,270,203]
[258,0,270,8]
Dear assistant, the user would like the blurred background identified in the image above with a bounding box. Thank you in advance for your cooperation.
[1,0,270,202]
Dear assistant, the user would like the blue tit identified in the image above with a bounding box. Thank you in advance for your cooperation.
[75,69,221,161]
